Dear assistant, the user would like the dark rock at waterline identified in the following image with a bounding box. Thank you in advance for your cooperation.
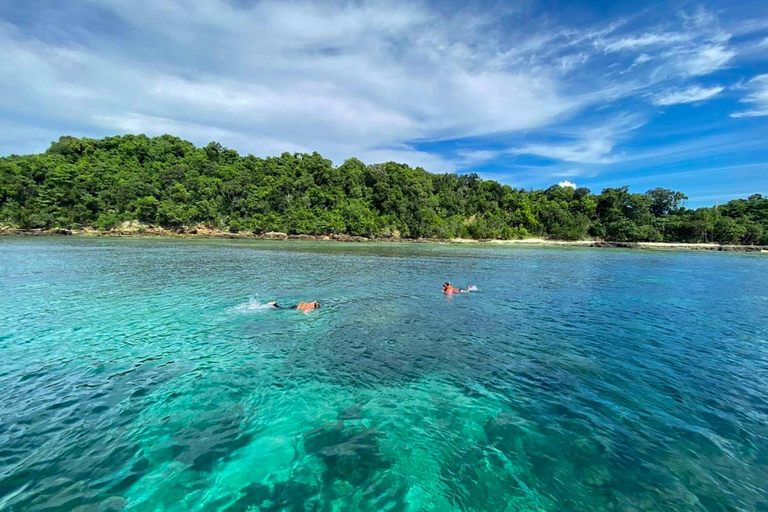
[591,241,638,249]
[719,245,764,252]
[54,228,73,235]
[589,241,767,252]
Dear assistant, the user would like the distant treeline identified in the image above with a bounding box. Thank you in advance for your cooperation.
[1,135,766,244]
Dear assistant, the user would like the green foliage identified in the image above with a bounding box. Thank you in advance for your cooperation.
[134,196,159,222]
[93,212,123,230]
[156,200,189,227]
[1,134,766,244]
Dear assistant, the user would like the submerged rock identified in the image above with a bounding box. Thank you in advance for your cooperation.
[303,424,393,487]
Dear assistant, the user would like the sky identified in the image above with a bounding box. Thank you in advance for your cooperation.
[0,0,766,206]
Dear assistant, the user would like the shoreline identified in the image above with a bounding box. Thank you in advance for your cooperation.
[2,224,766,253]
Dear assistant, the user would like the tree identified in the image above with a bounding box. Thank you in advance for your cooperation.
[647,188,687,216]
[134,196,159,223]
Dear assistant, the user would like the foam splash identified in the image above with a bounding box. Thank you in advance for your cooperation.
[467,285,479,292]
[232,297,273,314]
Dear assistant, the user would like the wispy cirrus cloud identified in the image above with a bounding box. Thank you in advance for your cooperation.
[599,32,693,53]
[676,45,735,76]
[652,85,724,105]
[592,8,735,80]
[509,115,647,165]
[512,139,619,165]
[731,74,768,118]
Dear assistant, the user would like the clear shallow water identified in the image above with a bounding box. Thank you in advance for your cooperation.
[1,238,767,512]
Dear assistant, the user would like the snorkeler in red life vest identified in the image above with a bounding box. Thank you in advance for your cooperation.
[442,282,472,293]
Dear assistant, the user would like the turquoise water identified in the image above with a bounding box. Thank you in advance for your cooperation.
[1,238,767,512]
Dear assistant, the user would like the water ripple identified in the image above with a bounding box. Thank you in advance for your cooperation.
[0,238,767,511]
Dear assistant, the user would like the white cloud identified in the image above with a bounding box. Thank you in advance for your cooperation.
[682,6,719,29]
[456,149,501,166]
[510,115,645,164]
[558,53,589,74]
[558,180,577,188]
[677,45,735,76]
[513,139,618,164]
[731,19,768,37]
[508,129,768,191]
[652,85,724,106]
[628,53,653,71]
[731,74,768,118]
[0,1,580,167]
[0,1,760,177]
[600,32,692,52]
[593,8,736,80]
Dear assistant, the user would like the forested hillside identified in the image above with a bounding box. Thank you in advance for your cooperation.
[1,135,766,244]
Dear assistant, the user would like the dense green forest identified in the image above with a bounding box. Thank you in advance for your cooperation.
[1,134,766,244]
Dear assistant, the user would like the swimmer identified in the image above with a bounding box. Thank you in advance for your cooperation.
[267,301,320,311]
[442,282,472,293]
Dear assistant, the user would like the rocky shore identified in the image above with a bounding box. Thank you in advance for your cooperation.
[1,223,766,253]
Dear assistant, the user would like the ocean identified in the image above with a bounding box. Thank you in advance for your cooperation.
[1,237,767,511]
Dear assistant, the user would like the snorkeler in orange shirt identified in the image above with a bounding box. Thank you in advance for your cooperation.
[267,301,320,311]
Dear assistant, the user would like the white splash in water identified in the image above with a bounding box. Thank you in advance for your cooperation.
[231,297,273,314]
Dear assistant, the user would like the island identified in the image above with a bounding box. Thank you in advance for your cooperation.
[1,135,766,251]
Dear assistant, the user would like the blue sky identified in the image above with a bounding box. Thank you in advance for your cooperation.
[0,0,766,206]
